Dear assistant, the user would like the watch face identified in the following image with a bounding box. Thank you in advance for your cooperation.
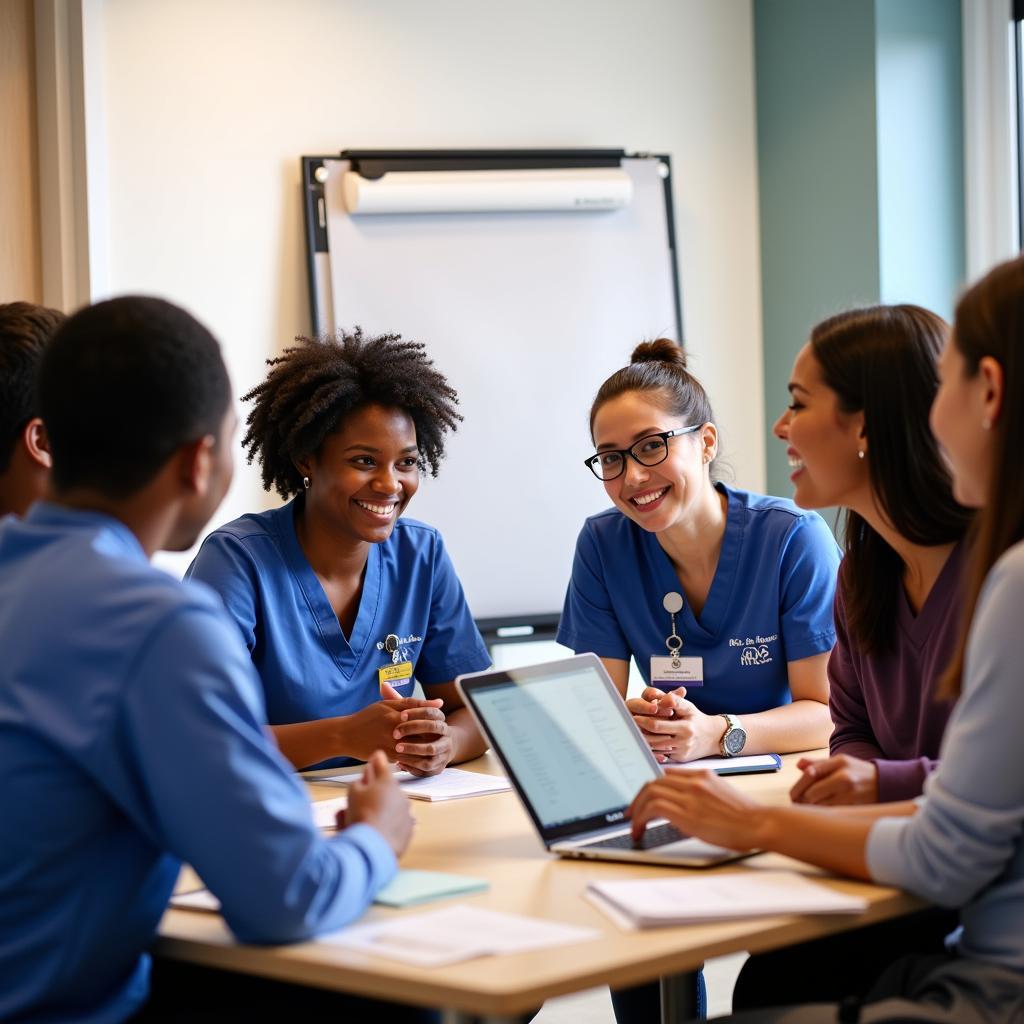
[724,728,747,755]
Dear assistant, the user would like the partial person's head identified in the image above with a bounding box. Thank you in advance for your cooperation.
[242,329,461,546]
[38,296,234,550]
[0,302,66,516]
[774,304,970,534]
[586,338,718,533]
[935,256,1024,695]
[774,305,971,655]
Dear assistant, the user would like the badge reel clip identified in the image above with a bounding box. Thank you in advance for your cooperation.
[378,632,414,694]
[649,592,704,693]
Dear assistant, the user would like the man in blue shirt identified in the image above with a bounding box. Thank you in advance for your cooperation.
[0,297,414,1023]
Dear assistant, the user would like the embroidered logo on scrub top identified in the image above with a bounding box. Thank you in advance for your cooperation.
[730,633,777,667]
[376,633,423,664]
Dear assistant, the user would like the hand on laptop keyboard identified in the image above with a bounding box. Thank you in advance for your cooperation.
[592,822,688,850]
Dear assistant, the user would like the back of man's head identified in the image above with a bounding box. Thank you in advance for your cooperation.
[39,296,232,499]
[0,302,66,475]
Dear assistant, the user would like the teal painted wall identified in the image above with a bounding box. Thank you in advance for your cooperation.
[755,0,964,500]
[754,0,881,500]
[876,0,965,320]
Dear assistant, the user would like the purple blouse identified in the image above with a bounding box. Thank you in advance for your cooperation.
[828,542,964,801]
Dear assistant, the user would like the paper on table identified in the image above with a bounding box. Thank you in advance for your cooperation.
[170,889,221,912]
[319,767,511,801]
[168,869,489,916]
[311,794,349,830]
[374,869,489,907]
[587,871,868,929]
[672,754,781,774]
[320,904,599,967]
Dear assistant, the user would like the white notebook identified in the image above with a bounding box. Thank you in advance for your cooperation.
[310,794,349,829]
[319,766,511,802]
[587,871,867,929]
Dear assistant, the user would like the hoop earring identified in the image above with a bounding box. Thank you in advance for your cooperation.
[302,476,310,490]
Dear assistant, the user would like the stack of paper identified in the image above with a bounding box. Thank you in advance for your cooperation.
[320,904,599,967]
[320,766,512,801]
[586,871,867,930]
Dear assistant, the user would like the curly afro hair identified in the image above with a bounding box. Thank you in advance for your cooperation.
[243,328,462,499]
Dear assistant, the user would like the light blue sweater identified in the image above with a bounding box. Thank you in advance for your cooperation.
[867,540,1024,971]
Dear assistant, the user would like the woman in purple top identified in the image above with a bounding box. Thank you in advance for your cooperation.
[774,305,972,804]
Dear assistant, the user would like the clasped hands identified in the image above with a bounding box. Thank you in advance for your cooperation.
[343,683,453,777]
[626,685,723,762]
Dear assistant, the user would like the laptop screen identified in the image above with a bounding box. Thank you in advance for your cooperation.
[460,655,660,841]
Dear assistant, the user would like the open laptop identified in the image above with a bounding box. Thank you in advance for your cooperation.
[456,653,754,868]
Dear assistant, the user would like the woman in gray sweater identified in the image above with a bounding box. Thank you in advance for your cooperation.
[629,254,1024,1023]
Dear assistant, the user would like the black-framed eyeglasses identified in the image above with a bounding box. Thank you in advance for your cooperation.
[583,425,702,481]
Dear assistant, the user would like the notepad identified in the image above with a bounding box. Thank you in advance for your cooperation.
[672,753,782,775]
[170,888,221,912]
[311,794,349,829]
[170,869,489,915]
[586,871,867,930]
[320,767,512,801]
[374,869,489,907]
[320,904,599,967]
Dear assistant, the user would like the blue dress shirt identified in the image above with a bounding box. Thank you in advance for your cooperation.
[0,504,397,1024]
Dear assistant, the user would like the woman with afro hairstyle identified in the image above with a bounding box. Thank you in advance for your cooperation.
[187,329,490,773]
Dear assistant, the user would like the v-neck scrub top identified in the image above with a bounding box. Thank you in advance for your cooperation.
[186,500,490,735]
[557,485,840,716]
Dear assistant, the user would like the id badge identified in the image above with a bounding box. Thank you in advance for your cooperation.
[649,654,704,691]
[378,660,413,694]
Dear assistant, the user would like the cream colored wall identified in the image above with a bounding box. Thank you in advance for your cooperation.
[82,0,765,575]
[0,0,42,304]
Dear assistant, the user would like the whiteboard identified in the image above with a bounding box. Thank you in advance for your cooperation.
[306,153,681,622]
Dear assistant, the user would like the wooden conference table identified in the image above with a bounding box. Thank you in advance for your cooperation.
[156,752,923,1023]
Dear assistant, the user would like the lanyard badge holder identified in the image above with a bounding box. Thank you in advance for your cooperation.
[378,632,414,693]
[649,592,704,692]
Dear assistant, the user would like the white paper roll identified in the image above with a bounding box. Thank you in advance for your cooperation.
[341,167,634,215]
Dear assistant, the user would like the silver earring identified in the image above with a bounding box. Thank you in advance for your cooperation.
[857,450,866,460]
[302,475,310,489]
[982,419,992,430]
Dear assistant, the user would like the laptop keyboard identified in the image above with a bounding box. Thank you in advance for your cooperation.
[587,822,688,851]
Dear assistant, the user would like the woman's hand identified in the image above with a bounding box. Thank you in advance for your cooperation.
[337,688,444,764]
[790,754,879,805]
[628,769,764,850]
[626,686,723,762]
[392,707,454,777]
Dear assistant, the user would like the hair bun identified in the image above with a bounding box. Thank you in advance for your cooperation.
[630,337,687,369]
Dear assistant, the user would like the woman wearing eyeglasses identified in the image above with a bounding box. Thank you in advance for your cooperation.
[558,339,839,765]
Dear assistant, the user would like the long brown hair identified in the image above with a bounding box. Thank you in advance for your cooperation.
[940,256,1024,697]
[810,306,971,655]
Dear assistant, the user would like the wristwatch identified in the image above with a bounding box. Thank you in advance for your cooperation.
[719,714,747,757]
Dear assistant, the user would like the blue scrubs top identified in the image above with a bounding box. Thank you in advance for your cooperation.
[186,500,490,755]
[557,485,840,716]
[0,504,397,1024]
